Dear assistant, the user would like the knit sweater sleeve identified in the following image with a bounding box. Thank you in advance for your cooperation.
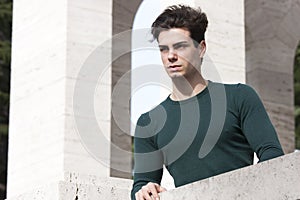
[131,113,163,200]
[236,84,284,162]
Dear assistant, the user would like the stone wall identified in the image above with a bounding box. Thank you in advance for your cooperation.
[245,0,300,153]
[160,152,300,200]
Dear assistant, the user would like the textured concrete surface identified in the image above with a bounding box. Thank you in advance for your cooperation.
[245,0,300,153]
[160,152,300,200]
[7,172,133,200]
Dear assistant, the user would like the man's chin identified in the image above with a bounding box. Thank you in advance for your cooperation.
[169,73,182,78]
[169,73,186,79]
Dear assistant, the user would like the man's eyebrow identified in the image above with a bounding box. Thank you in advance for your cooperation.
[158,44,168,48]
[158,41,189,47]
[173,41,189,46]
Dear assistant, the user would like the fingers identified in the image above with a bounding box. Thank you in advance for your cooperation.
[135,188,151,200]
[158,186,167,193]
[141,185,154,200]
[135,185,153,200]
[148,183,160,199]
[135,182,167,200]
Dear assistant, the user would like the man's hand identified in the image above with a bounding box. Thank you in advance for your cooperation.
[135,182,167,200]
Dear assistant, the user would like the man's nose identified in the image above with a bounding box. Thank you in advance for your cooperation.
[168,49,177,62]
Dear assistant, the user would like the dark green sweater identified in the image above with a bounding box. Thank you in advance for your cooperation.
[131,81,284,199]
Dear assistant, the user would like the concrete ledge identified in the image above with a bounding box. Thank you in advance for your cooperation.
[7,153,299,199]
[6,174,133,200]
[160,152,300,200]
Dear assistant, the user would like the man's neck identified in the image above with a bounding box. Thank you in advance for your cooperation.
[170,75,208,101]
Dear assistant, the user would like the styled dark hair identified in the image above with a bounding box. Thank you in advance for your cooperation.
[151,5,208,45]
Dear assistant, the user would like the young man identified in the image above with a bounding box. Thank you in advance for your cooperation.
[131,5,284,200]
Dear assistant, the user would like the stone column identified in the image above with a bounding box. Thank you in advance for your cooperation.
[7,0,134,199]
[110,0,141,179]
[8,0,69,197]
[196,0,246,83]
[245,0,300,153]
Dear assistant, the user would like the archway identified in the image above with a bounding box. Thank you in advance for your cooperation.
[245,0,300,153]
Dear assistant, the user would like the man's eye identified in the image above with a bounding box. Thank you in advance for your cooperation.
[174,44,187,49]
[159,48,168,52]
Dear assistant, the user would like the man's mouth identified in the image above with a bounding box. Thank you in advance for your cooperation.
[168,65,182,71]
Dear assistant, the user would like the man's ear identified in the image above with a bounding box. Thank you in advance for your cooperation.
[198,40,206,58]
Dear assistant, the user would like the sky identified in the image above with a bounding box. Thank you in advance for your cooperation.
[131,0,171,132]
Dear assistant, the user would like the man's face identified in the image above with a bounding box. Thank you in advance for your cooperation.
[158,28,205,80]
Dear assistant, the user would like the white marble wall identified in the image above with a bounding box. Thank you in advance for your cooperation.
[8,0,113,198]
[8,0,68,197]
[64,0,112,178]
